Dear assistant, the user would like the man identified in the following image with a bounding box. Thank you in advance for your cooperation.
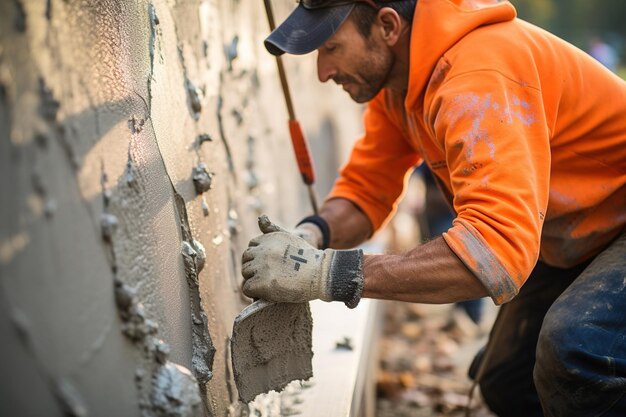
[241,0,626,416]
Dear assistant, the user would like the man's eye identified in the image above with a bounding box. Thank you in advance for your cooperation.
[326,45,337,52]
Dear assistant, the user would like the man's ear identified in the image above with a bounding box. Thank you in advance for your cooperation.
[376,8,403,46]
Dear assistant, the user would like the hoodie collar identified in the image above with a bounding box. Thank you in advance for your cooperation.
[404,0,516,109]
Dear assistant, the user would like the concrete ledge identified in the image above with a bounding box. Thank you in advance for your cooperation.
[297,299,383,417]
[247,299,383,416]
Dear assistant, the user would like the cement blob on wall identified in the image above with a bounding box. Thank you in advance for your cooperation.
[0,0,366,416]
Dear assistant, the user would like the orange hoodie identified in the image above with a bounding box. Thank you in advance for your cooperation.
[329,0,626,304]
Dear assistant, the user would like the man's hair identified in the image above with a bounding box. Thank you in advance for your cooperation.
[351,0,417,38]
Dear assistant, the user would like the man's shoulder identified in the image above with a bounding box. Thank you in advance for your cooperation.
[446,19,528,61]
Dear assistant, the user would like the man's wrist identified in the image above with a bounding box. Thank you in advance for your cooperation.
[297,215,331,249]
[325,249,364,309]
[293,222,323,249]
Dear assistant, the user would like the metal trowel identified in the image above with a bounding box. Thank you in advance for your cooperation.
[231,300,313,403]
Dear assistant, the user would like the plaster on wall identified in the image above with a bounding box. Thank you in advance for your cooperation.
[0,0,366,416]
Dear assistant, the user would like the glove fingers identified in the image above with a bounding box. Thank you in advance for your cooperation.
[241,260,256,280]
[241,246,258,264]
[242,276,265,300]
[247,235,265,247]
[258,215,286,234]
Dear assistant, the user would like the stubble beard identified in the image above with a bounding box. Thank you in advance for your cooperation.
[346,43,394,103]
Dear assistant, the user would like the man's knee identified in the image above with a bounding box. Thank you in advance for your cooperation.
[534,307,573,393]
[534,293,607,392]
[534,298,625,417]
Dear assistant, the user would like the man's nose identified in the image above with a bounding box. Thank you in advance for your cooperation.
[317,52,336,83]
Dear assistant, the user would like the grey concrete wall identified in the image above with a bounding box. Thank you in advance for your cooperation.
[0,1,364,416]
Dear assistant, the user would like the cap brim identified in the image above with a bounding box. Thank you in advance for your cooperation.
[264,3,355,56]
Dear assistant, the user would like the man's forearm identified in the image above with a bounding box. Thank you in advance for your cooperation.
[363,236,489,304]
[318,198,373,249]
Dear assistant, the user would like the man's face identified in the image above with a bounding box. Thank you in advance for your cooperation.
[316,16,394,103]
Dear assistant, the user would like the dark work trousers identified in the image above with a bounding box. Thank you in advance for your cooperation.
[477,231,626,417]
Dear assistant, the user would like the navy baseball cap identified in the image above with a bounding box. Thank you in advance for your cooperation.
[265,1,363,56]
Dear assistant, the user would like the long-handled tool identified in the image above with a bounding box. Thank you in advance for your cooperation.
[263,0,319,214]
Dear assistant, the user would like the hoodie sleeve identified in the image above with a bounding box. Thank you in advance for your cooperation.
[429,70,550,305]
[328,93,422,230]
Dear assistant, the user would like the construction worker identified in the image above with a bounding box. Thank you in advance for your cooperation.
[241,1,626,416]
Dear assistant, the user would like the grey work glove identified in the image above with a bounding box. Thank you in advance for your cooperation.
[241,215,364,308]
[291,222,323,249]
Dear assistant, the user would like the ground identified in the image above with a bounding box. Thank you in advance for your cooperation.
[375,301,498,417]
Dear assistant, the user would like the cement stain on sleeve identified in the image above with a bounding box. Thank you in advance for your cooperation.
[231,300,313,403]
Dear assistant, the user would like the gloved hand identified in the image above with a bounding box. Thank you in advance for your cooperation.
[241,215,364,308]
[291,222,323,248]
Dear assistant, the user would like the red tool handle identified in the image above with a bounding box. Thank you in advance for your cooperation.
[288,119,316,185]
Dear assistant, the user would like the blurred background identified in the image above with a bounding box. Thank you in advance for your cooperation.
[516,0,625,76]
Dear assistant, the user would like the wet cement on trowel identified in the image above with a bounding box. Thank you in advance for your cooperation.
[231,300,313,403]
